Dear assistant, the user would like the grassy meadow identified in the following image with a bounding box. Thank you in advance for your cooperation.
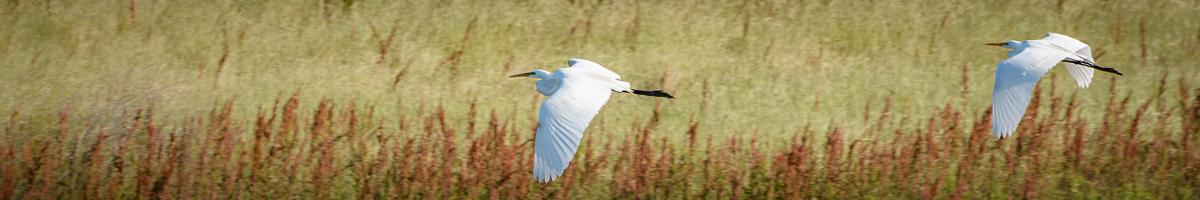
[2,0,1199,199]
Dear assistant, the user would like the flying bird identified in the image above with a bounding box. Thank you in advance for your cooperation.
[988,32,1122,138]
[509,58,674,182]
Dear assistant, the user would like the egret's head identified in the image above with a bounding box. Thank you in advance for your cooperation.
[508,69,553,79]
[986,40,1021,49]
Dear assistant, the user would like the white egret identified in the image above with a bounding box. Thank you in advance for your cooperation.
[988,32,1122,138]
[509,58,674,182]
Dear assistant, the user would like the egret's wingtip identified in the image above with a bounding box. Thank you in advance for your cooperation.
[533,167,562,183]
[992,128,1014,140]
[994,131,1014,140]
[534,174,560,183]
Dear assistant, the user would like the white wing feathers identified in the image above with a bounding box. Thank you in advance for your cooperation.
[568,58,623,79]
[992,47,1072,138]
[1039,33,1096,88]
[532,73,612,182]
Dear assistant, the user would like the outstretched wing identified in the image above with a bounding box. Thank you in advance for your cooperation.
[568,58,623,79]
[533,71,612,182]
[992,47,1071,138]
[1039,32,1096,88]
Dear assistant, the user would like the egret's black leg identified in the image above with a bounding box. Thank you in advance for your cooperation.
[631,89,675,99]
[1063,58,1123,76]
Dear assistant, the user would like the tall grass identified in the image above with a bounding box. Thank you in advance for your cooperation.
[2,76,1198,199]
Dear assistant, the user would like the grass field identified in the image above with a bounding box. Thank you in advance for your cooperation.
[2,0,1199,199]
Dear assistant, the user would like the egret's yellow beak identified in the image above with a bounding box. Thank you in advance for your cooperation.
[985,42,1006,47]
[508,72,535,78]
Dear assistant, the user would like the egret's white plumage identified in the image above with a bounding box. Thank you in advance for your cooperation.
[513,58,646,183]
[1041,33,1096,88]
[990,33,1121,138]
